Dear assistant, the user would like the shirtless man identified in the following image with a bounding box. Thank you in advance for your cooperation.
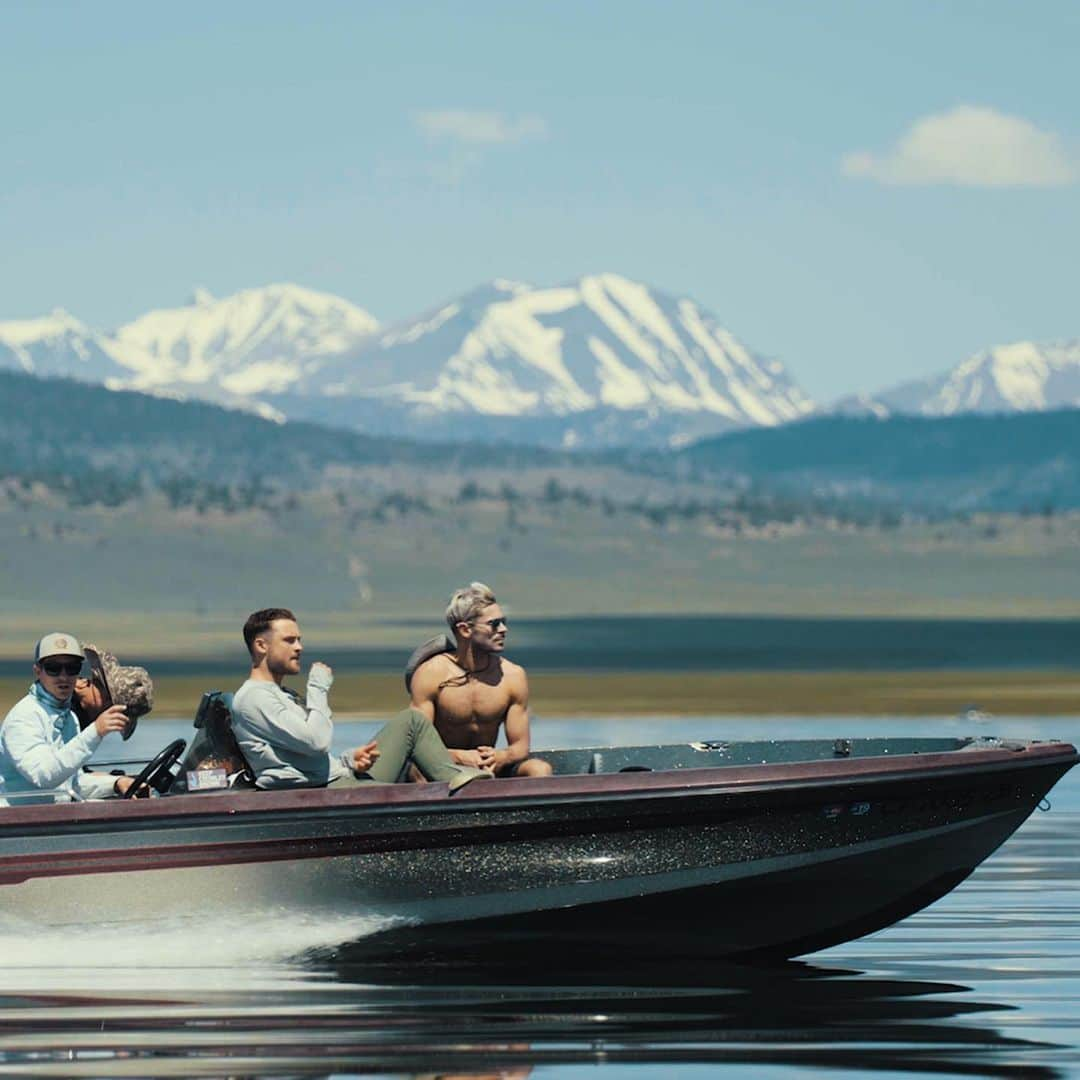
[410,583,553,779]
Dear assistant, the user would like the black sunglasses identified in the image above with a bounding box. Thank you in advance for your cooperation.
[40,659,83,677]
[473,617,508,631]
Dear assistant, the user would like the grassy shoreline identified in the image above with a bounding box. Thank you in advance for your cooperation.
[4,670,1079,719]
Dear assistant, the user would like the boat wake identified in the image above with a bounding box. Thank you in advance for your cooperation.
[0,906,405,992]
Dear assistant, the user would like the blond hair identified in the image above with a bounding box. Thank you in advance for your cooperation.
[445,582,496,633]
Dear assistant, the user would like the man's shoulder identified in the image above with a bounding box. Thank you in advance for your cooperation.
[413,652,458,681]
[498,657,527,680]
[232,679,281,713]
[3,693,43,727]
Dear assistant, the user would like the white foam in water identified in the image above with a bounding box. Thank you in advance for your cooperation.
[0,907,402,992]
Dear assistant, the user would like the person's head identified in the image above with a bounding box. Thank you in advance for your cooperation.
[32,632,85,703]
[243,608,302,676]
[73,674,107,724]
[72,644,153,735]
[445,582,507,654]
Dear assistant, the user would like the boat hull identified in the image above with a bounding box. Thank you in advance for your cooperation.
[0,740,1074,958]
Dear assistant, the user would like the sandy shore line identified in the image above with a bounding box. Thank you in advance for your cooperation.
[4,670,1078,719]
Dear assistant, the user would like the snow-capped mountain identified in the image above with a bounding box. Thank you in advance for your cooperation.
[110,284,380,395]
[0,276,815,448]
[834,341,1080,419]
[0,310,130,385]
[275,273,816,446]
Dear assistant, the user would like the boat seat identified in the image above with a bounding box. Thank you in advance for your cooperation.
[585,753,653,774]
[179,691,256,790]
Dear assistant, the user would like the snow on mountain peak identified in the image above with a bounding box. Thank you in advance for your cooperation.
[109,283,380,393]
[0,309,126,380]
[831,338,1080,420]
[0,308,90,344]
[491,278,533,295]
[308,274,816,445]
[2,276,822,447]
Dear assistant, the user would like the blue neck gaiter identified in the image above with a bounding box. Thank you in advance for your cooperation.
[30,681,73,711]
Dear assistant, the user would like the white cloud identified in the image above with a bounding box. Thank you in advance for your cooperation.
[842,105,1077,188]
[412,110,547,145]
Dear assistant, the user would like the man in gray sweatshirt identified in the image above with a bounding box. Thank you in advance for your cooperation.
[231,608,489,792]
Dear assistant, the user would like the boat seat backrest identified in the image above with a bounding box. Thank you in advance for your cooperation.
[404,633,456,693]
[181,691,256,787]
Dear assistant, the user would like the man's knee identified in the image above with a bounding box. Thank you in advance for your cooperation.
[392,706,428,733]
[516,757,553,778]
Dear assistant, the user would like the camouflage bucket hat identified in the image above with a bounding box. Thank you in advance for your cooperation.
[83,643,154,741]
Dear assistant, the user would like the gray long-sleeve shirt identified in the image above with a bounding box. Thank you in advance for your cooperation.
[231,670,345,789]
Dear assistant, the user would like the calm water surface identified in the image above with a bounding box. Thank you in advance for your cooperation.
[6,614,1078,677]
[1,714,1078,1078]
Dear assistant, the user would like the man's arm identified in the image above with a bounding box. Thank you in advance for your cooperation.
[408,661,439,722]
[493,668,531,771]
[0,704,102,789]
[74,770,123,800]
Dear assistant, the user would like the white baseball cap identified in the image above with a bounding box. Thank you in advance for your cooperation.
[34,633,85,662]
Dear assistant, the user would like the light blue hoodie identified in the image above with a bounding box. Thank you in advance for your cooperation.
[0,683,114,803]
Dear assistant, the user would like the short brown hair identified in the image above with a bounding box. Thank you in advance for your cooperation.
[243,608,296,657]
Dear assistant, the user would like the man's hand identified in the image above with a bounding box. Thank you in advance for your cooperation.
[309,661,334,690]
[476,745,498,771]
[94,704,128,738]
[351,739,379,772]
[112,775,149,798]
[451,748,487,768]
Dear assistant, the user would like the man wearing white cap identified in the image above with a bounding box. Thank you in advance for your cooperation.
[0,632,136,804]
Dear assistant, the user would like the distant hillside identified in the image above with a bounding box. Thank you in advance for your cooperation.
[8,370,1080,514]
[679,410,1080,510]
[0,370,563,486]
[6,372,1080,619]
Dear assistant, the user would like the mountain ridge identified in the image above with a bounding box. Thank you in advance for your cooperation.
[833,340,1080,419]
[0,275,815,448]
[4,279,1079,448]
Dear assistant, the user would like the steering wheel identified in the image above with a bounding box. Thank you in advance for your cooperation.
[123,738,187,799]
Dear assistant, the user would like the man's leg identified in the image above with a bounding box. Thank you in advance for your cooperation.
[360,708,467,784]
[329,770,373,788]
[495,756,553,778]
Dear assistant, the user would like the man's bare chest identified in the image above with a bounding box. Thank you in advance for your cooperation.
[436,678,512,725]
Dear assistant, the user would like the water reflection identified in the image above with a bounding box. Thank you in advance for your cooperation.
[0,953,1063,1078]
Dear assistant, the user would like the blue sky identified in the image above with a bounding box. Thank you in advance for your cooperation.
[2,0,1077,400]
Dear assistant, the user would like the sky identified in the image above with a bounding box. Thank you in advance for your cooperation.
[1,0,1078,401]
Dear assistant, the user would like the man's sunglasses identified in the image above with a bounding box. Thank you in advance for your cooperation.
[40,659,83,677]
[473,617,508,631]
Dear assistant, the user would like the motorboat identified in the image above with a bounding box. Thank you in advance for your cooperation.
[0,705,1074,960]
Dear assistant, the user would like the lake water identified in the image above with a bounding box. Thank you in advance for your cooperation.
[1,714,1079,1078]
[7,614,1079,677]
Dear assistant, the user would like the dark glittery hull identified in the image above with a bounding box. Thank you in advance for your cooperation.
[0,736,1074,958]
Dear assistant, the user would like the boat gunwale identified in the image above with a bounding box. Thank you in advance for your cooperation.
[0,740,1075,832]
